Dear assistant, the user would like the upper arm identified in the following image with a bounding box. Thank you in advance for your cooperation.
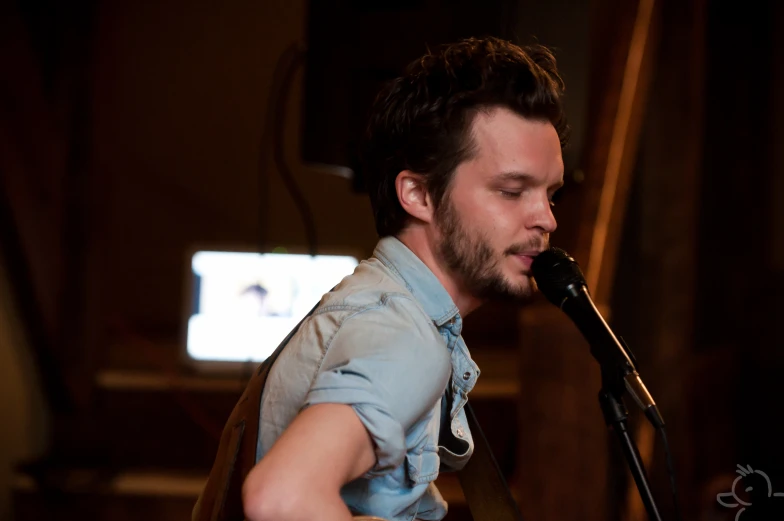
[242,403,375,517]
[304,300,451,474]
[243,298,451,517]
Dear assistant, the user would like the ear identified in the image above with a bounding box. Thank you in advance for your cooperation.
[395,170,434,224]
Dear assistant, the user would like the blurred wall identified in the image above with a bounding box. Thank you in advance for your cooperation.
[3,1,784,520]
[1,0,378,511]
[0,253,49,520]
[90,1,378,343]
[776,1,784,273]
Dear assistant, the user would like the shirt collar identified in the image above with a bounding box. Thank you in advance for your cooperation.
[373,236,460,327]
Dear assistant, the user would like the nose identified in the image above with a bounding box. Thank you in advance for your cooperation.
[528,197,557,234]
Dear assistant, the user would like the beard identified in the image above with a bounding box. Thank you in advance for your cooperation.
[435,198,546,302]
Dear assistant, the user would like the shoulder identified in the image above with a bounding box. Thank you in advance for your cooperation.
[313,258,442,342]
[317,258,422,310]
[315,260,449,372]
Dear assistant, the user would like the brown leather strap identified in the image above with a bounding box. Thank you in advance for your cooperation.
[457,402,525,521]
[196,302,321,521]
[195,356,274,521]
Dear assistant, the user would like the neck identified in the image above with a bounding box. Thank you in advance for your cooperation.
[395,226,484,317]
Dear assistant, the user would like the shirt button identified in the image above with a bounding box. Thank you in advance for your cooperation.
[449,317,456,325]
[462,371,471,381]
[456,428,465,438]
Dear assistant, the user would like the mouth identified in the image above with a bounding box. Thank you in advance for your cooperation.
[511,251,541,270]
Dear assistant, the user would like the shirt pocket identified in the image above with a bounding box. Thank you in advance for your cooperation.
[405,447,440,485]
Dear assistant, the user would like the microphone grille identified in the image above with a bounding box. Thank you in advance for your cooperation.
[531,247,587,306]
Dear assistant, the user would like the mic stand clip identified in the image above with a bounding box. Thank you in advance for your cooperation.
[598,366,663,521]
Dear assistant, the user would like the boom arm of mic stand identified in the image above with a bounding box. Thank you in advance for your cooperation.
[599,367,663,521]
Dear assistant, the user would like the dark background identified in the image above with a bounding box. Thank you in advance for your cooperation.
[1,1,782,520]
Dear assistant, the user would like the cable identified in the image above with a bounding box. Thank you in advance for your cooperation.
[110,44,319,441]
[258,41,318,257]
[658,426,682,521]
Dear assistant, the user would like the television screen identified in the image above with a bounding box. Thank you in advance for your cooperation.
[186,250,359,362]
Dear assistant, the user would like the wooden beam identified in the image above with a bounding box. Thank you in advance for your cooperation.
[515,1,660,520]
[0,9,72,411]
[0,1,102,415]
[0,10,68,346]
[617,0,704,519]
[580,0,656,304]
[580,0,660,307]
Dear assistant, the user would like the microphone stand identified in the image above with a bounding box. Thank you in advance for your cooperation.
[598,366,663,521]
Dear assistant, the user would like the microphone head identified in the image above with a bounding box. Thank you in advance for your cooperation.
[531,247,588,307]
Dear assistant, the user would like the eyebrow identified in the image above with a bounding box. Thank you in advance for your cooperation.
[493,171,564,190]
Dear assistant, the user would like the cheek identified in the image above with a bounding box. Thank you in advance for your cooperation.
[485,205,525,240]
[477,213,522,255]
[456,189,522,244]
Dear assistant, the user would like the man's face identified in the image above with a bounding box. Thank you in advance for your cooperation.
[435,106,563,301]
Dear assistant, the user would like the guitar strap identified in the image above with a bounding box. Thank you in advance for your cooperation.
[196,301,322,521]
[458,402,525,521]
[196,300,524,521]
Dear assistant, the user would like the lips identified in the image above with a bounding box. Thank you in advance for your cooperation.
[513,253,536,269]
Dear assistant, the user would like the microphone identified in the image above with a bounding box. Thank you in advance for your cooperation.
[531,247,664,429]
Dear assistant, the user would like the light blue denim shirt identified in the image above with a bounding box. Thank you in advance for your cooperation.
[256,236,481,521]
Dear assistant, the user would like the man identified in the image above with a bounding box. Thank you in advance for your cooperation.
[203,36,567,521]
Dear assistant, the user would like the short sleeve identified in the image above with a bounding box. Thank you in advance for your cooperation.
[303,297,451,476]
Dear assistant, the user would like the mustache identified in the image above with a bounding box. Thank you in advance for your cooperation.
[504,237,549,256]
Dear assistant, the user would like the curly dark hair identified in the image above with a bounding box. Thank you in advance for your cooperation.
[362,36,569,237]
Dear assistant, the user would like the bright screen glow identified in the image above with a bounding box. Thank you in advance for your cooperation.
[187,251,359,362]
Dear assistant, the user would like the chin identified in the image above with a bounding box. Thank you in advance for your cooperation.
[495,273,534,302]
[512,284,534,301]
[504,270,533,290]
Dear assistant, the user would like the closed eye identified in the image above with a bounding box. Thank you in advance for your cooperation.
[550,187,564,205]
[499,190,521,199]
